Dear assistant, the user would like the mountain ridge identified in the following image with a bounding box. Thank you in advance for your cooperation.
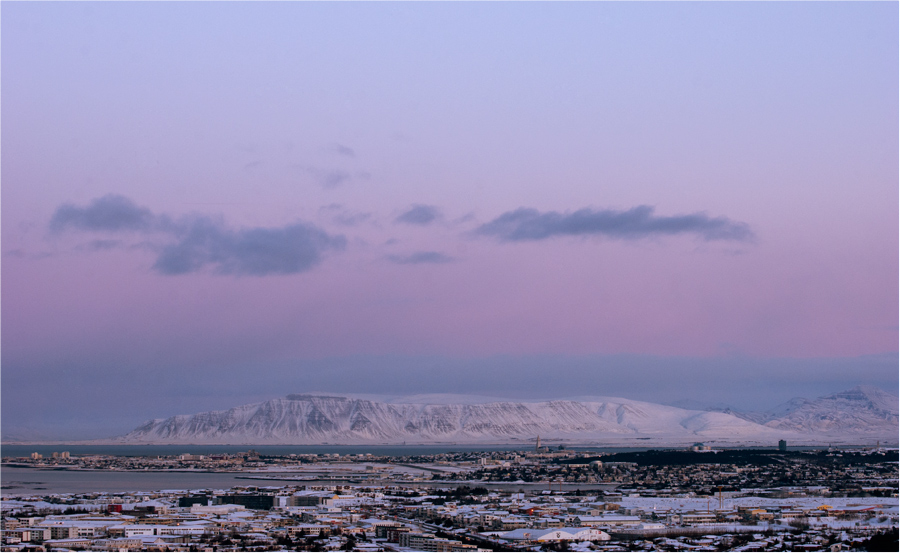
[111,387,898,446]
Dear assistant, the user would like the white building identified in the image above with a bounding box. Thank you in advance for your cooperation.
[500,527,610,542]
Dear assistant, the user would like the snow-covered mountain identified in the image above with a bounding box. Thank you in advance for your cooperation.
[730,386,898,438]
[113,388,898,445]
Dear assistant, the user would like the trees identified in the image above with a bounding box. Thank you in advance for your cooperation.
[862,528,899,552]
[276,534,295,547]
[340,533,357,551]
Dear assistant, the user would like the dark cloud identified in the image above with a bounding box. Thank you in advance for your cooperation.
[154,218,346,276]
[49,196,346,276]
[395,204,441,226]
[387,251,454,265]
[474,206,755,242]
[49,194,155,233]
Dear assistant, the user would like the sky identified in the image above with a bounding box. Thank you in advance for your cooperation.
[2,2,897,440]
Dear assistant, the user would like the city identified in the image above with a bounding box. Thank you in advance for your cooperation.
[2,446,897,551]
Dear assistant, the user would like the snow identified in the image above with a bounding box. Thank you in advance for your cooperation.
[614,495,898,513]
[112,389,898,446]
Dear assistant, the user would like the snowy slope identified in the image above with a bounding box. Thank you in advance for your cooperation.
[109,391,895,446]
[113,387,897,445]
[758,386,898,436]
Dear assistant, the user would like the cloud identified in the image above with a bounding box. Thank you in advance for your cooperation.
[301,167,370,189]
[333,212,372,227]
[319,170,351,188]
[474,205,755,243]
[49,196,346,276]
[318,203,372,227]
[3,249,55,260]
[330,144,356,157]
[49,194,155,233]
[76,239,123,252]
[395,204,441,226]
[387,251,454,265]
[154,218,346,276]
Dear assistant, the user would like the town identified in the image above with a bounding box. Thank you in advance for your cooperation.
[2,446,897,552]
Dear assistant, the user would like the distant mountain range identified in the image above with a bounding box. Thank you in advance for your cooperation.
[723,386,898,435]
[111,386,897,446]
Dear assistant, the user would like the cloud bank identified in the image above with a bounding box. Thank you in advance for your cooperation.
[49,195,345,276]
[475,206,755,242]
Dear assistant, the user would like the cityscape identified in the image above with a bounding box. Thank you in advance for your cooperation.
[2,444,897,551]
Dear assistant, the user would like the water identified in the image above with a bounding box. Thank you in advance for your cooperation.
[2,444,642,496]
[3,444,807,496]
[1,466,617,497]
[1,466,262,496]
[1,444,654,458]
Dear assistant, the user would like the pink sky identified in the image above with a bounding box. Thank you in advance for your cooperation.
[2,2,896,438]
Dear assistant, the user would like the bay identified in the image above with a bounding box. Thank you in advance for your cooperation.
[0,444,650,496]
[1,466,617,497]
[1,466,264,496]
[1,444,652,458]
[3,444,536,458]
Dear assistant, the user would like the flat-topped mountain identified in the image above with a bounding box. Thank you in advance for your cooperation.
[113,387,897,445]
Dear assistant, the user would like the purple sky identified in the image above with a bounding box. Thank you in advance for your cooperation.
[2,2,897,440]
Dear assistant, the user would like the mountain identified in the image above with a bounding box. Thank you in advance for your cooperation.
[737,386,898,438]
[111,389,896,446]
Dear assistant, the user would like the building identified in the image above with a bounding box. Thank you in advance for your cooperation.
[499,527,609,542]
[398,532,474,551]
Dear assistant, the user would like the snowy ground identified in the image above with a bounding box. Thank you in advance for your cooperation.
[615,495,898,512]
[244,462,440,477]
